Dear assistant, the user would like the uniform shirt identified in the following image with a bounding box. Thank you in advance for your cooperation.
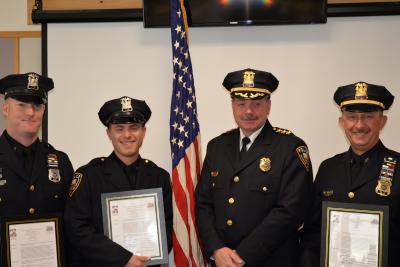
[64,152,173,267]
[0,130,73,217]
[300,140,400,267]
[196,121,313,267]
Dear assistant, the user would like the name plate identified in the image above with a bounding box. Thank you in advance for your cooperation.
[321,201,389,267]
[101,188,168,266]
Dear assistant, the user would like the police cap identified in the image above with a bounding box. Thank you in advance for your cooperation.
[334,81,394,112]
[98,96,152,126]
[0,72,54,104]
[223,68,279,100]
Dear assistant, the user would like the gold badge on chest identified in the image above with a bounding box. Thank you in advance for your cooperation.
[47,154,61,183]
[259,157,271,172]
[375,156,396,197]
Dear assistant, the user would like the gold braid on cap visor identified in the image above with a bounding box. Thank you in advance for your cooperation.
[230,87,271,94]
[340,99,385,109]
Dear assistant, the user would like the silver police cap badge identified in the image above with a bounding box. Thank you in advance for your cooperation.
[121,97,133,112]
[27,73,39,90]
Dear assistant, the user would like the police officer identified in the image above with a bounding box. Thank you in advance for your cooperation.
[195,68,313,267]
[0,72,73,217]
[64,96,172,267]
[300,82,399,267]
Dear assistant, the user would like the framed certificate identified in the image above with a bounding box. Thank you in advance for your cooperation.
[321,201,389,267]
[101,188,168,266]
[0,214,65,267]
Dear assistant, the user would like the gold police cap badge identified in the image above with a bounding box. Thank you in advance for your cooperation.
[121,96,133,112]
[259,157,271,172]
[27,73,39,90]
[355,82,368,100]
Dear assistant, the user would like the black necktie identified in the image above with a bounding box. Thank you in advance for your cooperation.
[22,148,35,177]
[239,137,251,160]
[351,157,364,183]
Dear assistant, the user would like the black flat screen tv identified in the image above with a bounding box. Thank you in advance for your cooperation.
[143,0,327,28]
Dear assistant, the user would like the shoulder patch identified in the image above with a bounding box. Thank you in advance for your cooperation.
[69,172,83,197]
[273,127,292,135]
[296,146,310,171]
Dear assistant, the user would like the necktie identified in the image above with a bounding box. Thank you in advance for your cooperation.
[22,148,35,177]
[239,137,251,160]
[351,157,364,183]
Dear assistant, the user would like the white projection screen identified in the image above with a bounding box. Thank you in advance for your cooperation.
[47,16,400,173]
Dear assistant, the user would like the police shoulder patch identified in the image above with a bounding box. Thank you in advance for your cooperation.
[69,172,83,197]
[296,146,310,171]
[273,127,292,135]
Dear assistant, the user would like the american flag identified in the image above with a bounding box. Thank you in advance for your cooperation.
[169,0,206,266]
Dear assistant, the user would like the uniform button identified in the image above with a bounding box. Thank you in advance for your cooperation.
[226,219,233,226]
[233,176,240,183]
[0,197,2,202]
[212,182,216,187]
[29,185,35,192]
[348,192,355,199]
[29,208,35,214]
[145,159,149,163]
[54,194,59,199]
[262,186,268,192]
[228,197,235,204]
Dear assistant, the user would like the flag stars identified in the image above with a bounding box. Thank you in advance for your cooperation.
[186,100,193,109]
[174,106,179,114]
[183,115,189,124]
[178,124,185,133]
[173,56,179,65]
[172,121,178,130]
[176,91,181,99]
[181,31,186,39]
[177,140,184,148]
[175,25,182,33]
[184,131,189,138]
[178,75,183,83]
[182,66,188,74]
[177,10,181,17]
[184,52,188,59]
[171,137,177,145]
[187,87,193,94]
[174,40,180,50]
[178,60,183,69]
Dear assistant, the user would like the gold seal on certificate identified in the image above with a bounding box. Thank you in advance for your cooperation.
[101,188,168,266]
[1,215,65,267]
[321,202,389,267]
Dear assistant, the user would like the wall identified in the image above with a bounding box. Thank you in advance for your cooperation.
[47,16,400,173]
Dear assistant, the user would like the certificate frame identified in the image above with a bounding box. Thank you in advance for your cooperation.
[101,188,168,266]
[0,214,65,267]
[321,201,389,267]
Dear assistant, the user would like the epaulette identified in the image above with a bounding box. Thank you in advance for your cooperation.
[387,149,400,158]
[221,128,236,136]
[273,127,292,135]
[85,157,107,167]
[142,158,153,165]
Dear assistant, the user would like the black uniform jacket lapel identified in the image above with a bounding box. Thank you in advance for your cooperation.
[30,142,47,184]
[350,143,385,190]
[234,122,273,174]
[102,154,131,191]
[0,133,26,180]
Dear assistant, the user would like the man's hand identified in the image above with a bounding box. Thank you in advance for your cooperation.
[124,255,151,267]
[213,247,245,267]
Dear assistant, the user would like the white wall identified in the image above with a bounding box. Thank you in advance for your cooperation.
[47,16,400,173]
[0,0,40,31]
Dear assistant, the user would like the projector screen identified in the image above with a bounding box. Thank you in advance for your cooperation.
[47,16,400,174]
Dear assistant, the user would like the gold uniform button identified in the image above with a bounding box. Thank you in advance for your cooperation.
[227,219,233,226]
[29,208,35,214]
[145,159,149,163]
[29,185,35,192]
[233,176,240,183]
[262,186,268,192]
[212,182,216,187]
[0,197,2,202]
[348,192,355,199]
[228,197,235,204]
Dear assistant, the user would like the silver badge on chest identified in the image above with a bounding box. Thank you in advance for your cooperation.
[47,154,61,183]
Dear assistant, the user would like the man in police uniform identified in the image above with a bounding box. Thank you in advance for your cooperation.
[0,72,73,217]
[195,68,313,267]
[64,96,172,267]
[300,82,400,267]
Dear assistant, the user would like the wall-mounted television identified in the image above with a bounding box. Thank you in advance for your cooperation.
[143,0,327,28]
